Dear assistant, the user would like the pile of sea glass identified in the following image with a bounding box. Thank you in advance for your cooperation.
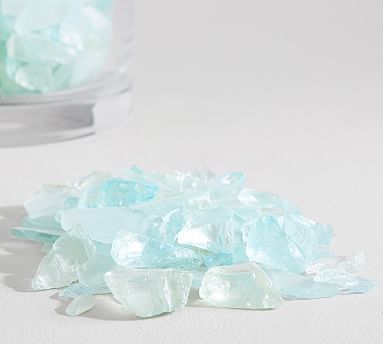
[12,167,373,317]
[0,0,112,95]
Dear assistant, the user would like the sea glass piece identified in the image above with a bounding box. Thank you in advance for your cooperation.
[111,231,202,269]
[264,268,340,299]
[246,214,333,273]
[65,295,97,316]
[15,0,79,33]
[59,283,94,300]
[238,189,301,214]
[7,32,74,64]
[60,207,146,243]
[199,262,283,309]
[177,207,244,254]
[77,178,158,208]
[309,254,374,294]
[32,227,95,290]
[25,184,77,219]
[104,267,193,318]
[78,254,115,290]
[1,0,29,16]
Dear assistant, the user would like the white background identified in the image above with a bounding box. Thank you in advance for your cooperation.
[0,1,382,343]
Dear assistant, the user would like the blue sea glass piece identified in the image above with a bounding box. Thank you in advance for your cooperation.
[246,214,333,273]
[111,231,202,269]
[60,207,146,243]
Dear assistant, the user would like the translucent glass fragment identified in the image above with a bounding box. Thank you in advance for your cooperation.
[104,268,193,318]
[200,263,283,309]
[111,231,202,269]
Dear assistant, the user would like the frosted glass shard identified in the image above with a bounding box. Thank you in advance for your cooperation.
[238,189,301,214]
[59,283,94,300]
[313,270,373,294]
[32,227,95,290]
[11,227,59,244]
[7,33,74,64]
[177,208,244,254]
[0,15,15,42]
[309,253,374,294]
[264,268,339,299]
[306,253,365,275]
[104,268,193,318]
[199,263,283,309]
[15,0,78,33]
[190,268,207,289]
[111,232,202,269]
[60,207,146,243]
[143,207,185,244]
[65,295,96,317]
[14,64,53,92]
[25,184,77,219]
[246,214,333,273]
[78,178,158,208]
[78,254,115,290]
[1,0,29,16]
[60,5,111,51]
[209,172,245,203]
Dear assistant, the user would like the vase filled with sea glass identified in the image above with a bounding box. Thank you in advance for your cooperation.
[0,0,133,146]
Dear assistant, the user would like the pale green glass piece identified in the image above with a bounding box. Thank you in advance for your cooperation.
[78,178,158,208]
[1,0,29,16]
[60,207,146,243]
[0,15,15,42]
[14,64,54,92]
[11,227,59,244]
[199,263,283,309]
[78,254,115,290]
[15,0,78,33]
[7,33,74,64]
[32,227,95,290]
[111,231,202,269]
[246,214,333,273]
[24,184,77,219]
[264,268,340,299]
[104,268,193,318]
[65,295,96,317]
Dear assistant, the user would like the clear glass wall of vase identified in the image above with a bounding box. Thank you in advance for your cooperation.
[0,0,133,147]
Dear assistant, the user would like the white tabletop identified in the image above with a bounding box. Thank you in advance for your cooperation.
[1,1,382,343]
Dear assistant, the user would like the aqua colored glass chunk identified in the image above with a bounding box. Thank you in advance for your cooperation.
[15,0,79,33]
[59,283,94,300]
[199,263,283,309]
[7,33,74,64]
[24,184,77,219]
[104,268,193,318]
[78,254,115,290]
[111,231,202,269]
[264,268,340,299]
[13,167,373,317]
[78,178,158,208]
[238,189,301,214]
[176,207,245,254]
[60,207,146,243]
[32,227,95,290]
[246,214,333,273]
[65,295,96,317]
